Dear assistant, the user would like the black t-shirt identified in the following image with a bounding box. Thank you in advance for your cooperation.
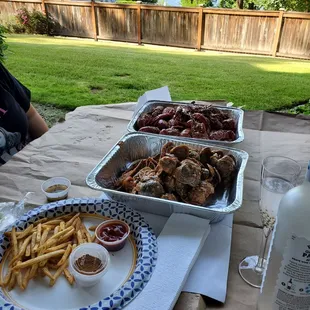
[0,64,30,165]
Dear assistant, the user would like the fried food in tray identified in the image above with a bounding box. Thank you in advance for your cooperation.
[136,104,237,141]
[0,213,94,291]
[114,142,237,206]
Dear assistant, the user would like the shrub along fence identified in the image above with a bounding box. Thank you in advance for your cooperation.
[0,0,310,59]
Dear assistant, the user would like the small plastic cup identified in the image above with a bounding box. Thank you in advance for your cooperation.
[41,177,71,202]
[69,243,110,287]
[95,219,130,252]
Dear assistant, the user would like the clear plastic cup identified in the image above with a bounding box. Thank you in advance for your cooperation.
[41,177,71,202]
[69,243,110,287]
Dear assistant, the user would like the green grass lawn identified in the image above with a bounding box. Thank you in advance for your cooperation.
[4,35,310,110]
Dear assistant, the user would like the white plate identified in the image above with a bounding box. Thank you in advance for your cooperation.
[0,198,158,310]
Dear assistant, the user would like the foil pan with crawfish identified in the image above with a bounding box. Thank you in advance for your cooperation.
[136,104,237,141]
[114,142,236,206]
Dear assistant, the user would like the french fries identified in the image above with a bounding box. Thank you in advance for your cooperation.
[60,221,65,231]
[63,268,74,285]
[36,223,42,244]
[42,267,54,280]
[13,250,66,270]
[22,268,31,289]
[50,261,68,286]
[25,244,31,257]
[10,235,32,266]
[45,241,71,253]
[16,224,34,240]
[76,230,84,245]
[65,213,80,228]
[57,244,72,267]
[7,273,16,291]
[0,213,96,291]
[3,268,12,287]
[16,270,23,290]
[11,228,18,257]
[54,226,60,235]
[88,225,97,232]
[81,222,92,243]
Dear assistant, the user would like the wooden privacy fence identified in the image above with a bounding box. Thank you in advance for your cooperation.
[0,0,310,59]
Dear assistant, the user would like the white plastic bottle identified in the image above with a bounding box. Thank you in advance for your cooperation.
[258,162,310,310]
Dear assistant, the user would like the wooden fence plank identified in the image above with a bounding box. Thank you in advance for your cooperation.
[277,16,310,58]
[197,7,203,51]
[41,0,45,13]
[96,7,138,42]
[203,8,279,17]
[201,13,277,54]
[141,6,198,12]
[95,2,137,9]
[276,53,310,60]
[0,0,309,60]
[137,4,141,45]
[1,0,41,3]
[46,3,93,38]
[284,12,310,19]
[272,9,284,57]
[141,8,198,48]
[202,46,271,55]
[45,1,91,7]
[91,0,97,41]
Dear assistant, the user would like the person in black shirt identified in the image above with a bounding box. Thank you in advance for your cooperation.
[0,63,48,165]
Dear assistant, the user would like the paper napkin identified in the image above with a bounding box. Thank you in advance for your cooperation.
[125,213,210,310]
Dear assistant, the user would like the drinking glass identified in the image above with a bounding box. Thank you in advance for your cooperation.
[238,156,301,288]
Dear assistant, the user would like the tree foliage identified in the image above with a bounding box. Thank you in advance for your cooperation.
[259,0,310,11]
[219,0,310,11]
[181,0,213,7]
[0,25,8,63]
[219,0,237,8]
[116,0,157,3]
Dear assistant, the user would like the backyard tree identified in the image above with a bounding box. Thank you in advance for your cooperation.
[259,0,310,11]
[0,26,7,63]
[181,0,214,7]
[219,0,309,10]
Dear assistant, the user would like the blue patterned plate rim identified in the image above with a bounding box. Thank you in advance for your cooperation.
[0,198,158,310]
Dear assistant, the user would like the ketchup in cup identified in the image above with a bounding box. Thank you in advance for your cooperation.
[95,220,130,252]
[100,223,127,242]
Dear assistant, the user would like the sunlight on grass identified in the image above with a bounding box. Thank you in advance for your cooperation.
[4,35,310,111]
[252,62,310,74]
[6,34,262,58]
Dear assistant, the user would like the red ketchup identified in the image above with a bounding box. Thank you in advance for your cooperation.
[99,224,127,242]
[96,220,130,252]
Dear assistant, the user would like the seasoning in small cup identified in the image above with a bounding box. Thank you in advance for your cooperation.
[69,243,110,287]
[41,177,71,202]
[95,219,130,252]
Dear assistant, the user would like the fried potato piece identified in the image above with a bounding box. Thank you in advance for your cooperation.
[63,268,74,285]
[13,250,66,270]
[1,213,95,291]
[16,224,34,240]
[50,261,68,286]
[57,244,72,267]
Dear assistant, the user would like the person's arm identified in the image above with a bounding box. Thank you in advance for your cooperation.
[26,104,49,139]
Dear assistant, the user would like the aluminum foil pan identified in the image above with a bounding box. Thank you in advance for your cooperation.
[127,100,244,146]
[86,133,248,223]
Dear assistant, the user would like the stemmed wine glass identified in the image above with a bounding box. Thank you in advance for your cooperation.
[239,156,301,288]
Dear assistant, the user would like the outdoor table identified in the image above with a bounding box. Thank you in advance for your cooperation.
[1,101,310,309]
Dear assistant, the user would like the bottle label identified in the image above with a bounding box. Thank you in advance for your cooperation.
[273,234,310,310]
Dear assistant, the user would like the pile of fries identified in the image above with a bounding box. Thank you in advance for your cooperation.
[0,213,96,291]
